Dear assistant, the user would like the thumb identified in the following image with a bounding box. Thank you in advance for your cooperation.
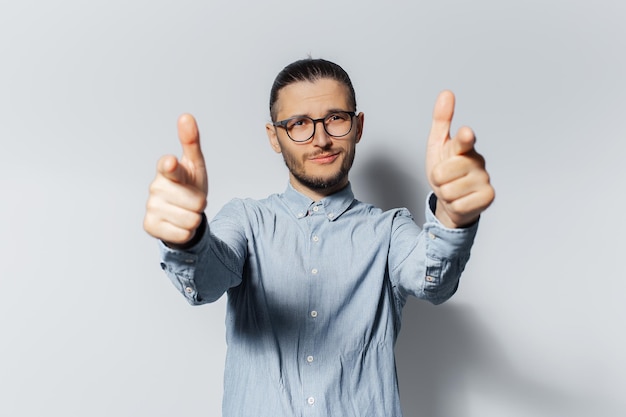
[178,113,205,169]
[452,126,476,155]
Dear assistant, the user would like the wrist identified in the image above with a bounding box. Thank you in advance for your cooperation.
[434,198,478,229]
[163,213,207,250]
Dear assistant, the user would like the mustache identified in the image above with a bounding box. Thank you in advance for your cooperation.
[306,149,341,159]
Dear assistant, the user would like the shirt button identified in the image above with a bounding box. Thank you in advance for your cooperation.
[312,236,319,242]
[311,268,318,275]
[307,397,315,405]
[306,355,314,363]
[312,206,319,212]
[428,232,436,240]
[327,213,334,219]
[184,286,193,293]
[425,276,434,282]
[310,310,318,318]
[298,212,304,218]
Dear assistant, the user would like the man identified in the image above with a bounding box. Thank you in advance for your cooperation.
[144,58,494,416]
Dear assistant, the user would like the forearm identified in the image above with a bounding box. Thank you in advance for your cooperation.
[391,193,478,305]
[159,214,244,305]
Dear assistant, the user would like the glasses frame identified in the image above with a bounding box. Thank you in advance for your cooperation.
[273,111,357,143]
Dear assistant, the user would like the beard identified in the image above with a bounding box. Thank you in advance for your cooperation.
[282,147,356,191]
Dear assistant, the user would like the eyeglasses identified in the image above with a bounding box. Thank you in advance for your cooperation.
[273,111,356,143]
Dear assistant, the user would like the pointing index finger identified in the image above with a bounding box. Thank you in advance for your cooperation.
[177,113,205,169]
[428,90,455,144]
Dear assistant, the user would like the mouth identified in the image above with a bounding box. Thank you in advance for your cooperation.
[308,152,340,164]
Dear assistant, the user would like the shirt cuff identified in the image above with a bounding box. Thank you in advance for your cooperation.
[423,192,478,258]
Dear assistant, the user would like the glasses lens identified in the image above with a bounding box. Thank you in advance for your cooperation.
[324,112,353,137]
[286,117,313,142]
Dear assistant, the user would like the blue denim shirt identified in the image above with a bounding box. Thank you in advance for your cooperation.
[159,183,477,417]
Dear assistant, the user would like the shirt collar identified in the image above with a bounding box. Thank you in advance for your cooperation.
[281,182,355,221]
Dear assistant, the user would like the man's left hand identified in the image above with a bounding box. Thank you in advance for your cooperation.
[425,90,495,228]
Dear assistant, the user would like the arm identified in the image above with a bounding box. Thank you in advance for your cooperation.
[390,91,493,304]
[144,114,243,304]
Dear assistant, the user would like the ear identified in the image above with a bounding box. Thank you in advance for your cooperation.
[354,112,365,144]
[266,123,282,153]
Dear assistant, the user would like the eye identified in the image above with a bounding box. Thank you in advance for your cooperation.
[327,112,350,122]
[287,117,310,130]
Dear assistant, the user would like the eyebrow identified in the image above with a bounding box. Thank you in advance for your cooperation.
[282,108,352,120]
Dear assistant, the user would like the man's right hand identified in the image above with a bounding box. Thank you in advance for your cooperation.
[143,114,208,246]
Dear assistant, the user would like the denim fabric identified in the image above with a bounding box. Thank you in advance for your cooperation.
[159,183,477,417]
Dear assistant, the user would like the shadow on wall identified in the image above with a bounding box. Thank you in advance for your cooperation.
[353,150,423,220]
[360,150,619,417]
[395,301,620,417]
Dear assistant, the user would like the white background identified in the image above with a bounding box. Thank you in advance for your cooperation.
[1,0,625,416]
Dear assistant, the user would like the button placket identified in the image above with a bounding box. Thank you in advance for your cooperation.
[303,212,324,408]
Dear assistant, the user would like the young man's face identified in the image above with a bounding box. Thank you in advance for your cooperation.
[266,78,364,198]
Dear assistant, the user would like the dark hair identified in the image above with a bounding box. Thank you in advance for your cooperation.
[269,58,357,121]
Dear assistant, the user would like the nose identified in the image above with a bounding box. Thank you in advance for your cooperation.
[311,119,332,148]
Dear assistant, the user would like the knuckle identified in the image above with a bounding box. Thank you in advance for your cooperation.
[148,177,166,194]
[145,196,164,213]
[143,215,158,235]
[190,213,203,230]
[438,184,449,200]
[190,197,207,213]
[437,185,454,203]
[472,170,490,185]
[179,229,194,244]
[148,181,158,194]
[430,165,445,186]
[483,186,496,205]
[449,199,470,215]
